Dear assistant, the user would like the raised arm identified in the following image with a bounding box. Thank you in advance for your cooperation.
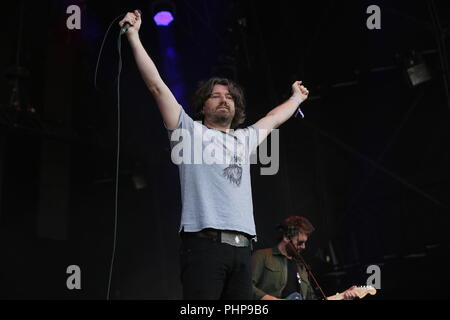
[253,81,309,144]
[119,11,181,130]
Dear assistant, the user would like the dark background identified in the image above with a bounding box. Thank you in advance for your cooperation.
[0,0,449,300]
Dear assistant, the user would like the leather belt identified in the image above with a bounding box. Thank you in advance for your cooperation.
[181,229,252,248]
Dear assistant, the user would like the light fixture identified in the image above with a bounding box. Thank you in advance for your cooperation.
[405,51,432,87]
[151,0,176,27]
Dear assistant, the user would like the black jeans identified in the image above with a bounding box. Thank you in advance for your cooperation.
[179,234,253,300]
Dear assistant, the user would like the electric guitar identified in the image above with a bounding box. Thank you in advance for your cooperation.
[285,285,377,300]
[326,285,377,300]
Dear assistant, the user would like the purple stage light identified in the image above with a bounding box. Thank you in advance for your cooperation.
[153,11,174,26]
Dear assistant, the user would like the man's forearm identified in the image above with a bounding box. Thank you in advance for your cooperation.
[266,96,304,128]
[127,34,165,93]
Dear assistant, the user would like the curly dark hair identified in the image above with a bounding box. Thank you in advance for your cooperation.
[191,77,246,129]
[277,216,315,240]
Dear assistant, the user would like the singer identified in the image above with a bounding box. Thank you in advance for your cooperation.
[119,10,309,300]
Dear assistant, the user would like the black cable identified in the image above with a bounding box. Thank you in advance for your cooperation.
[93,12,127,300]
[105,30,123,301]
[94,14,125,90]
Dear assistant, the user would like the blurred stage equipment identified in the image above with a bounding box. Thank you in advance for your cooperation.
[404,51,432,87]
[1,1,43,131]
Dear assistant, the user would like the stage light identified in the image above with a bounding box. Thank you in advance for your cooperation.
[407,63,432,87]
[152,0,175,26]
[153,11,174,26]
[404,51,432,87]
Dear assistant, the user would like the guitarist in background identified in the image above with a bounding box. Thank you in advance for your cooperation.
[251,216,360,300]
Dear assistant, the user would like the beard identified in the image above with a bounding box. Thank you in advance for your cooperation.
[210,112,232,125]
[206,107,234,127]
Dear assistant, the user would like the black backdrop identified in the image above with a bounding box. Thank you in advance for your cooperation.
[0,0,449,299]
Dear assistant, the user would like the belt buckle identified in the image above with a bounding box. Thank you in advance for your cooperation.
[221,231,248,247]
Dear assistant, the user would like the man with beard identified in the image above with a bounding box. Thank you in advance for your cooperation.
[251,216,359,300]
[120,11,309,300]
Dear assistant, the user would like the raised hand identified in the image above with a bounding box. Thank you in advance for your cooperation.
[291,81,309,101]
[119,10,142,36]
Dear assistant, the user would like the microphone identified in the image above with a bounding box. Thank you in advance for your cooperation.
[120,10,142,35]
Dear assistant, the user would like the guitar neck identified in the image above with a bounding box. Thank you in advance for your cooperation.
[325,293,345,300]
[324,286,376,300]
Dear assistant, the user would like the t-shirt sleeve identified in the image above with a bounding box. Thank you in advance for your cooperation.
[247,124,260,154]
[165,105,195,132]
[166,105,197,148]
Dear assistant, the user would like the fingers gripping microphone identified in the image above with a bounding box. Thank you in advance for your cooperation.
[120,10,142,35]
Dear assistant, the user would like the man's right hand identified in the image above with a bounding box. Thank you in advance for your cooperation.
[119,10,142,37]
[119,9,181,130]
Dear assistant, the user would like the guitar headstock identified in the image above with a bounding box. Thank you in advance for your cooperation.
[353,285,377,299]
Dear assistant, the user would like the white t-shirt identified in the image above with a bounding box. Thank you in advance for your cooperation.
[168,105,259,237]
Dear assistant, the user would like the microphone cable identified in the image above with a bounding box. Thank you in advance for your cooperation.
[94,12,126,300]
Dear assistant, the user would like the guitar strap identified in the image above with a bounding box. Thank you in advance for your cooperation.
[287,240,328,300]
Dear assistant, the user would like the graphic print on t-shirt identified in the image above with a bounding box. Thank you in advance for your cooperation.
[223,155,243,186]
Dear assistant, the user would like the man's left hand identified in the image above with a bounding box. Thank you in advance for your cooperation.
[343,286,360,300]
[291,81,309,101]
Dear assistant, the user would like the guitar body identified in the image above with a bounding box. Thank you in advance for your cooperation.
[285,292,304,300]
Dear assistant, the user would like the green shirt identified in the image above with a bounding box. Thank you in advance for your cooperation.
[251,246,317,300]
